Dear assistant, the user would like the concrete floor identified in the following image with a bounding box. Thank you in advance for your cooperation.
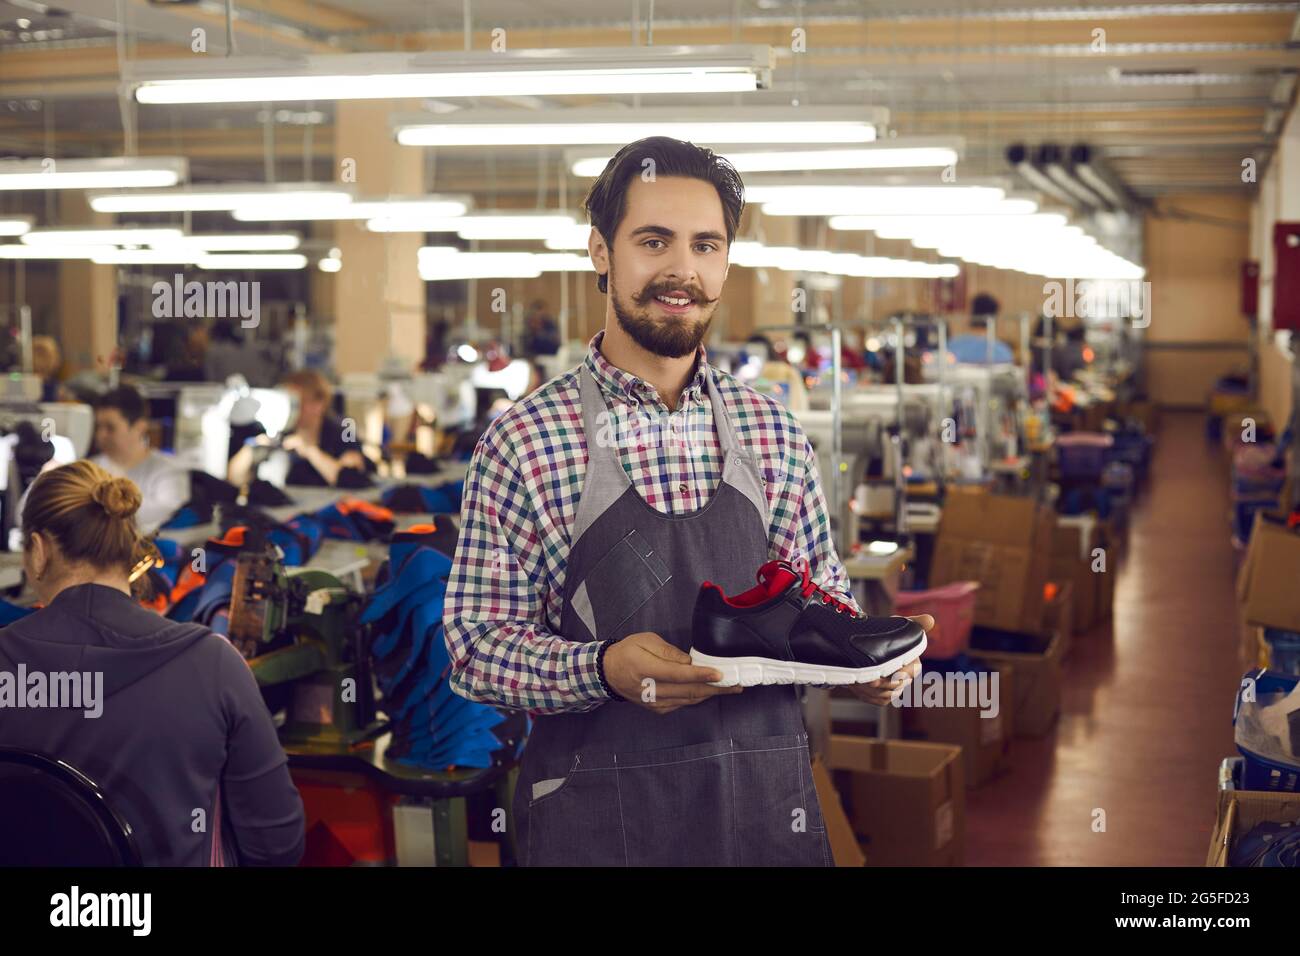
[965,412,1243,865]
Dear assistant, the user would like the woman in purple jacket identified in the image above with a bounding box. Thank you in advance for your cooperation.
[0,460,305,866]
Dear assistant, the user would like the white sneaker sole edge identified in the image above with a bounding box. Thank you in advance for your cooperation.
[690,636,927,688]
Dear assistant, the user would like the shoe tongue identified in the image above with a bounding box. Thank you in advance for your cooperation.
[756,560,799,596]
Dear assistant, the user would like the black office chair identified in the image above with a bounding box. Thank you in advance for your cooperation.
[0,748,142,866]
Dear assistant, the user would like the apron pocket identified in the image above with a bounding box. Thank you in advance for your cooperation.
[578,529,673,640]
[729,733,829,867]
[524,758,627,867]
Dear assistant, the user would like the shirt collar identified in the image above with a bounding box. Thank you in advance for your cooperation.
[584,329,710,407]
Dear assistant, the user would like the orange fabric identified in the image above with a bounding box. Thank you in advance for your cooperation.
[170,565,207,605]
[213,526,247,547]
[337,499,394,523]
[142,593,169,614]
[404,523,438,535]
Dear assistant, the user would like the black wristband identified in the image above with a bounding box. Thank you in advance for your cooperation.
[596,639,626,702]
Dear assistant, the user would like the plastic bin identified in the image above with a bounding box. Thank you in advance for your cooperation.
[1234,669,1300,793]
[896,581,980,659]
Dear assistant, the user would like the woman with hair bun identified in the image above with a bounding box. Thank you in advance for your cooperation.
[0,460,305,866]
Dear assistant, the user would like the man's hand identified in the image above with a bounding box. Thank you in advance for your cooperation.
[280,434,305,453]
[845,614,933,706]
[603,631,743,715]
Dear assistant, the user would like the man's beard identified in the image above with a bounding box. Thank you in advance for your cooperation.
[610,266,717,359]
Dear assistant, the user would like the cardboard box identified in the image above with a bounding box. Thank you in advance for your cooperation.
[811,755,866,867]
[1238,624,1274,672]
[930,493,1054,634]
[970,626,1065,738]
[899,664,1013,789]
[1206,789,1300,867]
[1124,400,1160,436]
[827,735,965,866]
[1051,516,1100,635]
[1043,580,1074,659]
[1238,512,1300,632]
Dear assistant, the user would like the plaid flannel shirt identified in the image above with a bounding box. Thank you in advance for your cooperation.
[443,329,859,715]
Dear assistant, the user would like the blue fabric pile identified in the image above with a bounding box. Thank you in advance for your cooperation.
[360,524,507,770]
[380,479,465,516]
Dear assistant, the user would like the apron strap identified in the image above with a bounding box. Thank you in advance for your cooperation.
[706,365,770,529]
[573,364,635,545]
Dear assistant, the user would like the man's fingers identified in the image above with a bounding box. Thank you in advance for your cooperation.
[643,680,744,701]
[637,655,727,685]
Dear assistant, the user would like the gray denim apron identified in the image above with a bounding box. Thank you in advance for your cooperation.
[514,364,832,866]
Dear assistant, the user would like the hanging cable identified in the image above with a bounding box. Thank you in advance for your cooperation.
[225,0,237,55]
[114,0,137,157]
[303,101,314,182]
[263,105,275,183]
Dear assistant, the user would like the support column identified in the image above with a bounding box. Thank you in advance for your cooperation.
[332,100,424,375]
[57,193,117,372]
[750,210,798,335]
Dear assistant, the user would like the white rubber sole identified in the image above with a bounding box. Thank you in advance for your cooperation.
[690,635,927,688]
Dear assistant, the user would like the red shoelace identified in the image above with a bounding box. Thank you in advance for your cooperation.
[774,558,860,616]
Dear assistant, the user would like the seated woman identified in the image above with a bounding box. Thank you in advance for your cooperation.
[228,369,367,488]
[0,461,305,866]
[91,385,191,534]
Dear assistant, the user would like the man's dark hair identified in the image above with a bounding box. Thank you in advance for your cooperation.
[94,385,147,424]
[971,292,1000,318]
[583,136,745,294]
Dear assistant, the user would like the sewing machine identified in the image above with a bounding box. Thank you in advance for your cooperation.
[225,533,380,749]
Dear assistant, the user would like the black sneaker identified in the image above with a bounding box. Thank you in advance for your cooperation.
[690,559,927,687]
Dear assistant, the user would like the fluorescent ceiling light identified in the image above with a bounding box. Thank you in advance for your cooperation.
[369,213,577,239]
[92,248,202,265]
[131,47,774,105]
[568,138,959,177]
[22,227,185,246]
[727,240,956,278]
[395,106,883,147]
[90,183,354,213]
[754,185,1007,217]
[158,233,302,251]
[0,245,104,259]
[829,208,1050,233]
[318,257,342,273]
[197,253,308,270]
[0,157,186,191]
[0,216,33,236]
[544,224,595,250]
[232,196,469,222]
[417,248,593,281]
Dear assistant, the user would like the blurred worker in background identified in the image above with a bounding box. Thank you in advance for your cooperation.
[31,335,67,402]
[947,292,1014,365]
[90,385,190,534]
[228,369,367,487]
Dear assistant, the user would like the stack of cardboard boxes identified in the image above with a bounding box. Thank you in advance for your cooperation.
[821,489,1120,866]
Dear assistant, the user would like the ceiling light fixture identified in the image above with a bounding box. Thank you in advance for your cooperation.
[132,46,775,105]
[395,106,883,148]
[0,157,186,191]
